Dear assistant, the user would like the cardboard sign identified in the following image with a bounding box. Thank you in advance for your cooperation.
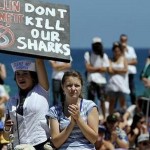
[0,0,70,62]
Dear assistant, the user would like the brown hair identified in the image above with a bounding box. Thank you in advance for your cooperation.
[62,70,83,98]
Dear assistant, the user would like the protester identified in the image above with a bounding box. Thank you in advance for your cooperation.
[47,70,99,149]
[106,42,129,114]
[120,34,138,105]
[49,58,72,106]
[84,37,109,120]
[3,59,50,150]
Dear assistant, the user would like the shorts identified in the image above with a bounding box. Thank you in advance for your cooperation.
[107,91,126,100]
[87,82,106,101]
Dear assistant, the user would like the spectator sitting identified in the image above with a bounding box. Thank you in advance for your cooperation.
[95,125,114,150]
[113,110,130,134]
[122,96,147,127]
[127,112,148,149]
[137,133,150,150]
[96,114,129,150]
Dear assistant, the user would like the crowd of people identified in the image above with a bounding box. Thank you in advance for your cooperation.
[0,34,149,150]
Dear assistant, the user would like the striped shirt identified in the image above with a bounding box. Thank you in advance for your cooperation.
[48,99,97,150]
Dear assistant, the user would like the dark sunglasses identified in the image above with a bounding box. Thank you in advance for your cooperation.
[140,141,149,146]
[139,120,146,124]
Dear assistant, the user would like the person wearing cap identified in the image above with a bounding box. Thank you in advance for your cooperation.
[120,34,138,105]
[84,36,109,120]
[137,133,150,150]
[3,59,51,150]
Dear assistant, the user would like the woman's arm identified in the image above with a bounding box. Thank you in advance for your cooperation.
[0,64,6,80]
[35,59,49,91]
[113,57,128,74]
[3,114,13,141]
[102,140,115,150]
[75,107,99,144]
[111,130,129,149]
[50,61,71,71]
[50,117,75,148]
[107,60,115,74]
[128,128,139,147]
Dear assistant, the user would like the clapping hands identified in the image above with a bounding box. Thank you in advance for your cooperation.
[68,104,80,123]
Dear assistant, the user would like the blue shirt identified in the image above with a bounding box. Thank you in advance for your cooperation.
[47,99,98,150]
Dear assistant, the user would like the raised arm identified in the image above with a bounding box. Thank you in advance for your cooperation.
[49,60,71,71]
[35,59,49,91]
[0,63,7,80]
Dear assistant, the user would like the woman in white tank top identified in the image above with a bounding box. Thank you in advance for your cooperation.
[107,42,130,114]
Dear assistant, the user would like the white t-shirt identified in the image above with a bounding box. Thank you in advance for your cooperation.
[7,84,50,147]
[52,61,67,80]
[124,45,137,74]
[84,51,109,84]
[52,57,72,80]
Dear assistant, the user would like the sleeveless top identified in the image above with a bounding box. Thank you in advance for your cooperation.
[107,61,130,94]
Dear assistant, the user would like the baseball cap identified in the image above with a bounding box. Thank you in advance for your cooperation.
[138,134,149,143]
[106,114,118,123]
[11,60,36,72]
[92,37,102,44]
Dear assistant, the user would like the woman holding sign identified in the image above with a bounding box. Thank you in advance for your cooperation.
[3,59,50,150]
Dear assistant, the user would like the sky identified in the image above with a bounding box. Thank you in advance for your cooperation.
[43,0,150,49]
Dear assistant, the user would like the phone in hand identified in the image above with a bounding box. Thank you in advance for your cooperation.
[5,109,13,127]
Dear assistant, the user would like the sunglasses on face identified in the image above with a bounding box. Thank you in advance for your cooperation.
[121,38,127,42]
[139,141,149,146]
[139,120,146,124]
